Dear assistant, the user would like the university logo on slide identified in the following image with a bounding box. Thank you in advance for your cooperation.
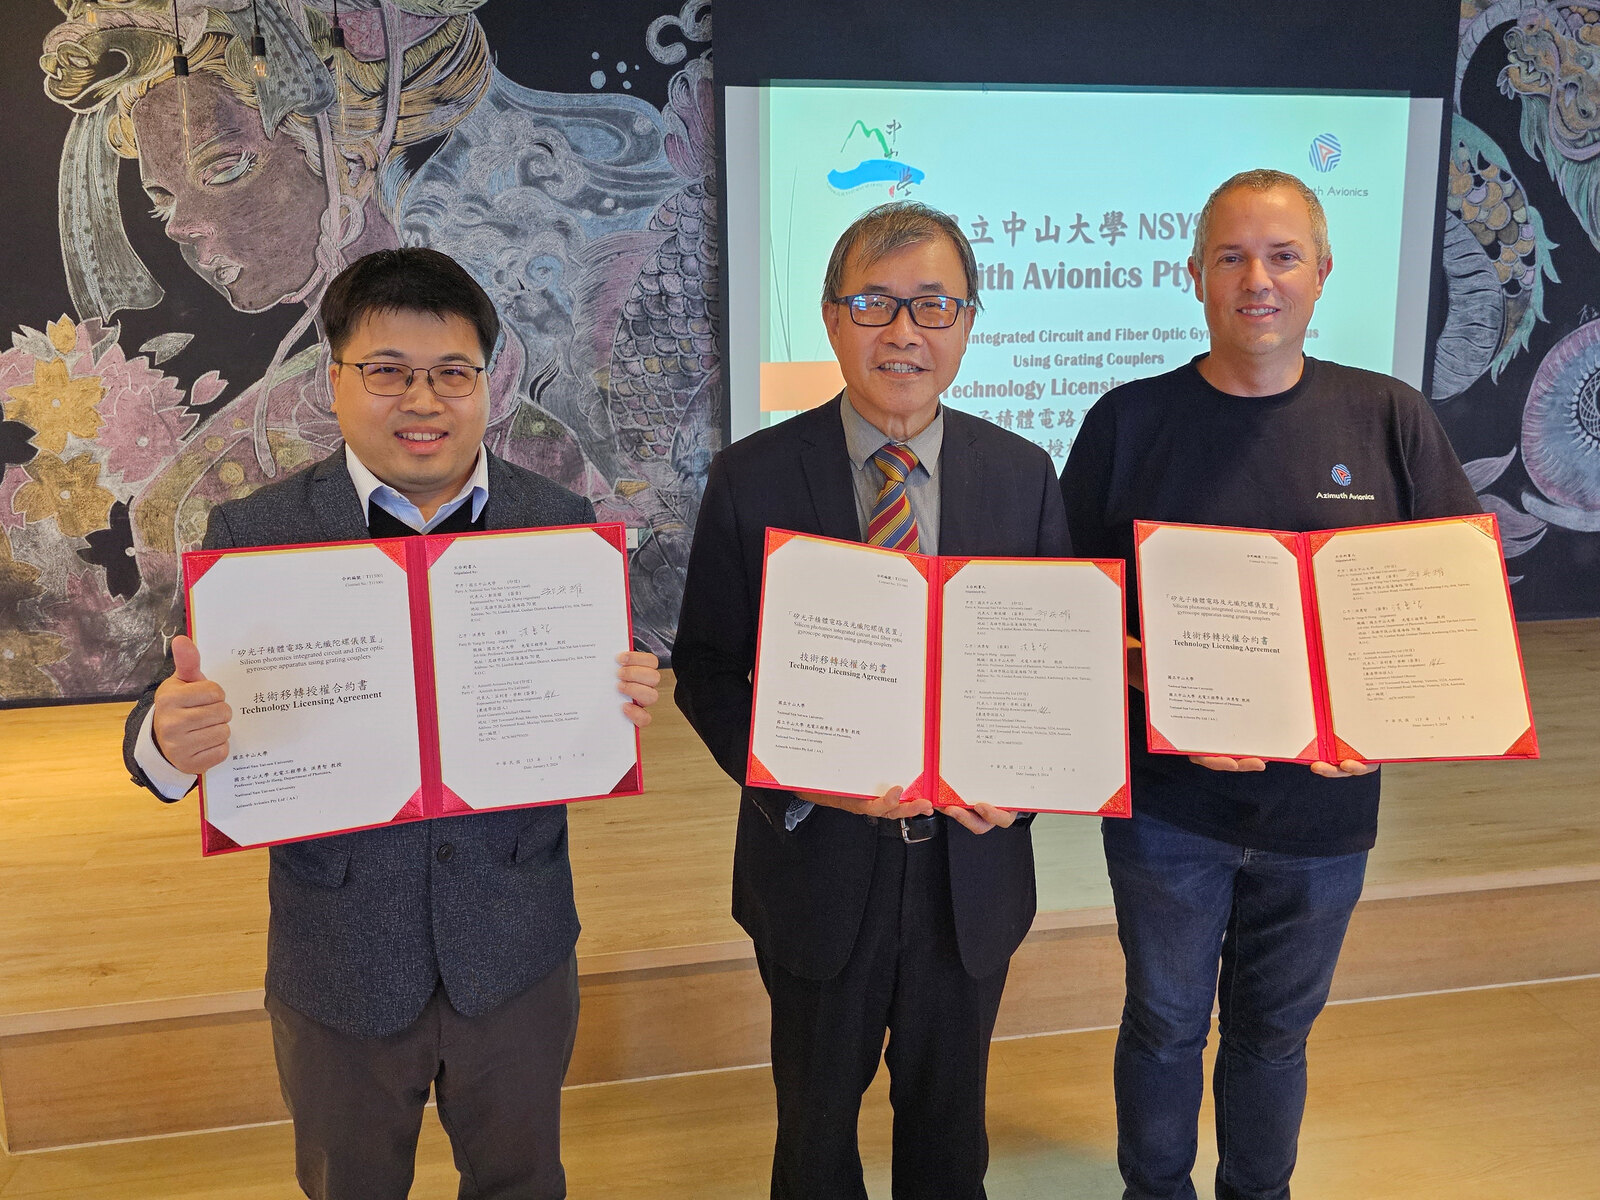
[1309,133,1342,173]
[1331,463,1352,486]
[828,118,925,196]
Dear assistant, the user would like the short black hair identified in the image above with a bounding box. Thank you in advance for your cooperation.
[320,248,500,362]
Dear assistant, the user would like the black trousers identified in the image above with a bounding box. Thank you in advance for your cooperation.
[267,951,579,1200]
[756,826,1011,1200]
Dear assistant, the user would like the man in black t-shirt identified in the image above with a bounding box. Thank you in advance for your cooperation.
[1060,170,1478,1200]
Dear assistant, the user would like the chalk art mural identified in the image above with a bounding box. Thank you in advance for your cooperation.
[1439,1,1600,616]
[2,0,718,703]
[11,3,1592,706]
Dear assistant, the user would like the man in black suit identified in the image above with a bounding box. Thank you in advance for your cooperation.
[123,248,661,1200]
[674,202,1069,1199]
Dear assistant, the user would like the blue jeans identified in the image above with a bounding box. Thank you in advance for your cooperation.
[1102,810,1368,1200]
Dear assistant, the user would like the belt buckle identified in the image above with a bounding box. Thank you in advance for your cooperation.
[898,815,937,844]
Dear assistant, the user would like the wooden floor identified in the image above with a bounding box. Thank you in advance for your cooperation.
[0,976,1594,1198]
[1,620,1595,1019]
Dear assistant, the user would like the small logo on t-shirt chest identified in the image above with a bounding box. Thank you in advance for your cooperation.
[1317,462,1375,501]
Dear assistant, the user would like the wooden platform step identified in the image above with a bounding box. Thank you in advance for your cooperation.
[4,866,1597,1152]
[3,977,1598,1199]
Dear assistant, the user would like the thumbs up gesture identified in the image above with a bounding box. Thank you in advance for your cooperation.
[151,635,232,774]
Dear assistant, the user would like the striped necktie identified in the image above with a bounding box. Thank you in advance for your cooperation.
[867,443,921,553]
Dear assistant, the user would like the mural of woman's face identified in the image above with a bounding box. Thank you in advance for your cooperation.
[132,72,326,313]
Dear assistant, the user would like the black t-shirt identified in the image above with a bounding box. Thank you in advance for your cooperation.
[1061,355,1480,855]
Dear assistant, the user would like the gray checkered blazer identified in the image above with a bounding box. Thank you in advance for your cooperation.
[124,447,594,1037]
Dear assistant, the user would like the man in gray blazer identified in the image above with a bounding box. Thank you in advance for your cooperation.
[123,248,660,1200]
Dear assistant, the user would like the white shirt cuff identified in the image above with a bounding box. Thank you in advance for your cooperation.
[134,710,199,800]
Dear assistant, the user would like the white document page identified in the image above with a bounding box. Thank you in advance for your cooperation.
[429,528,637,807]
[1311,520,1531,760]
[750,535,929,797]
[937,560,1127,811]
[1138,525,1319,760]
[190,543,421,847]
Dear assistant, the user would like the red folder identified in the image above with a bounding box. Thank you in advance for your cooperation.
[1133,515,1538,765]
[183,523,641,855]
[747,528,1131,817]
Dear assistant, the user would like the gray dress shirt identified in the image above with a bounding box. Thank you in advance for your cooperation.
[839,390,944,551]
[787,393,945,828]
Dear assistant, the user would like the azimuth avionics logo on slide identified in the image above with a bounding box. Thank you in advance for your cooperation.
[1309,133,1343,173]
[828,118,925,197]
[1331,463,1353,486]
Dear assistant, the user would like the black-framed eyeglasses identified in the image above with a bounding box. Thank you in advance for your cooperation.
[335,360,487,398]
[832,293,971,329]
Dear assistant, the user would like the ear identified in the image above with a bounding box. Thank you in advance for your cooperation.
[327,359,341,412]
[821,298,843,351]
[1187,257,1204,303]
[1315,252,1333,296]
[955,302,975,351]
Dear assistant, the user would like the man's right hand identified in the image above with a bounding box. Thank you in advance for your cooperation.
[1188,755,1267,773]
[1126,636,1145,693]
[794,785,933,820]
[151,635,232,774]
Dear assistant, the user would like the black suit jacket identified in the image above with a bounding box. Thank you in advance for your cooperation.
[673,397,1071,981]
[123,447,594,1038]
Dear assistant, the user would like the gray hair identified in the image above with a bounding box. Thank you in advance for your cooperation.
[1190,169,1331,266]
[821,201,983,312]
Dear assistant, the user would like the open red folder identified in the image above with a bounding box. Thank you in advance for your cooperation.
[182,523,641,854]
[747,529,1131,816]
[1133,515,1538,765]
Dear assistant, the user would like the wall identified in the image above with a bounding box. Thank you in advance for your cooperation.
[0,0,718,704]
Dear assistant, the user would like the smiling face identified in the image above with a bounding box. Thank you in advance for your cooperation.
[821,234,974,442]
[1187,184,1333,395]
[329,309,490,520]
[131,73,326,313]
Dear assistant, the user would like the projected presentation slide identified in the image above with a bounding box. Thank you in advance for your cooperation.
[725,84,1442,461]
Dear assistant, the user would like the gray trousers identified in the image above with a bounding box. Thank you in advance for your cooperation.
[267,952,580,1200]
